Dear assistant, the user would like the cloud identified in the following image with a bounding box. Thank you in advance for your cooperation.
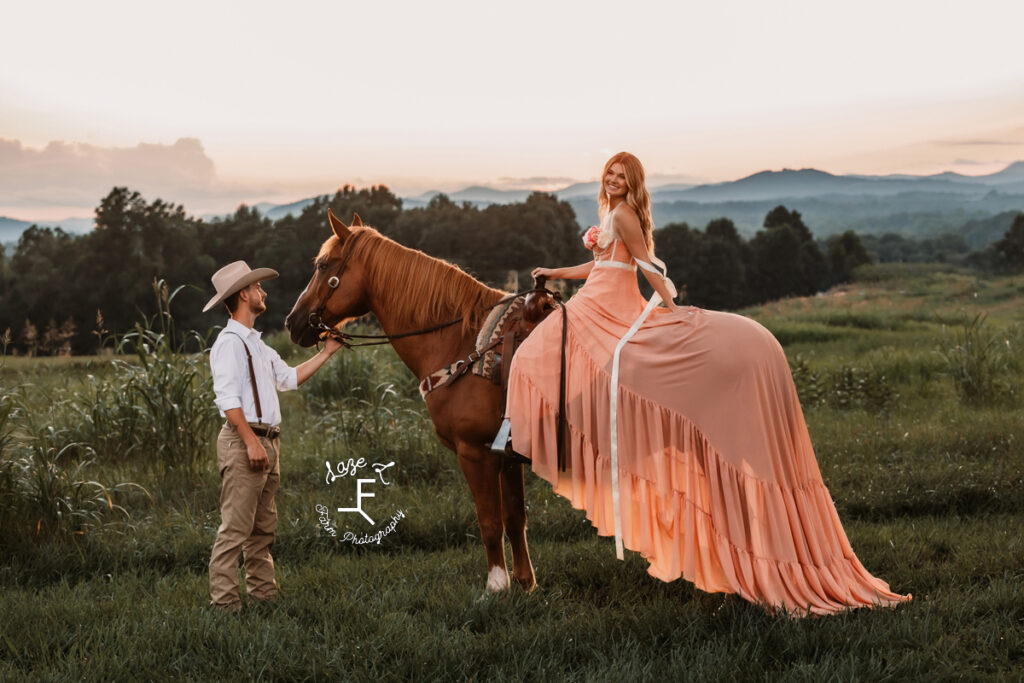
[934,139,1023,147]
[930,128,1024,148]
[0,137,276,215]
[495,176,578,190]
[952,158,994,166]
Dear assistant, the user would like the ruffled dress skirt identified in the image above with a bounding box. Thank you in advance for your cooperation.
[506,256,911,616]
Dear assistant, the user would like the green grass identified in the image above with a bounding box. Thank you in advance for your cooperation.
[1,266,1023,680]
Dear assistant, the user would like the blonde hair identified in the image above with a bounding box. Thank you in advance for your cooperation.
[597,152,654,252]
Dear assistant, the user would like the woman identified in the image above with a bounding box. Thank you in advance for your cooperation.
[505,152,910,616]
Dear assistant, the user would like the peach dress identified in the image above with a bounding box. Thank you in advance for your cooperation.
[506,209,911,616]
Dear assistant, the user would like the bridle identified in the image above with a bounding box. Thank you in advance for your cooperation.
[306,230,557,349]
[306,231,408,348]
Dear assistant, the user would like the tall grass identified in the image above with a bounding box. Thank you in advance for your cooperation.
[68,280,220,477]
[936,314,1019,406]
[0,279,216,548]
[0,384,137,547]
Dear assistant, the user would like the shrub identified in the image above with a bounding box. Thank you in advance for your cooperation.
[829,365,896,412]
[789,355,827,407]
[937,314,1017,406]
[789,355,896,412]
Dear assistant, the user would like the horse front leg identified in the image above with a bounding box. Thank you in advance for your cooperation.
[500,458,536,591]
[455,443,509,592]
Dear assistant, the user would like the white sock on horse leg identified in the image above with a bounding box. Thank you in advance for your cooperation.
[486,565,510,592]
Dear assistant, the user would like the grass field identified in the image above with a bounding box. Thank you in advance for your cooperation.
[1,265,1022,681]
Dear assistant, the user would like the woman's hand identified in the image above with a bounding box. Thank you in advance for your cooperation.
[532,267,559,280]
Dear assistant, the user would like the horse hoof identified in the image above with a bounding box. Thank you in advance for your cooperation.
[513,575,536,593]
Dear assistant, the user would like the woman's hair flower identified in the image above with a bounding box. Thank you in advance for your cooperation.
[582,225,600,251]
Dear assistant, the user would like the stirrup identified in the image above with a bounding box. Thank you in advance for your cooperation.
[490,418,512,454]
[492,418,530,464]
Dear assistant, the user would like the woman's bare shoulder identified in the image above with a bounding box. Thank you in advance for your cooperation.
[610,203,641,232]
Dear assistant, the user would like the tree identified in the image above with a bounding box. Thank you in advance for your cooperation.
[764,205,813,242]
[663,218,749,310]
[748,205,828,302]
[748,224,805,302]
[7,226,76,351]
[653,222,701,302]
[482,193,585,285]
[994,213,1024,270]
[705,217,742,243]
[826,230,872,284]
[69,188,209,349]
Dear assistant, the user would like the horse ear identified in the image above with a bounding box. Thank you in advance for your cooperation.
[327,209,350,239]
[351,212,363,227]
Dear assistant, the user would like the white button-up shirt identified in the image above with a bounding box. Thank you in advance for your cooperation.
[210,319,298,426]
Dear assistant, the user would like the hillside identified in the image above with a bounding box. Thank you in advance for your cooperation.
[4,162,1024,246]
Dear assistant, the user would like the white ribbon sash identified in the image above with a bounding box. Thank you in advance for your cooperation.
[608,255,676,559]
[593,260,636,272]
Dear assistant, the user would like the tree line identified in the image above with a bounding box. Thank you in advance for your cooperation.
[1,185,1021,356]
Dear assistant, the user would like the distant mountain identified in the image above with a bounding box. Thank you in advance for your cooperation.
[955,210,1022,248]
[1,215,93,243]
[3,162,1022,246]
[405,182,596,209]
[409,190,441,203]
[975,161,1024,186]
[663,168,992,203]
[253,202,279,215]
[1,217,32,244]
[261,197,319,221]
[402,186,536,208]
[47,217,94,233]
[451,186,532,203]
[555,181,600,199]
[403,179,688,208]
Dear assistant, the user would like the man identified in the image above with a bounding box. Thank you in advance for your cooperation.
[202,261,342,610]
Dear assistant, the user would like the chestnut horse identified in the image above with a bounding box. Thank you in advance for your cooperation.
[285,210,536,592]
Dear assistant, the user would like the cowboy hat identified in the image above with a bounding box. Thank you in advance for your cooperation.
[202,261,279,312]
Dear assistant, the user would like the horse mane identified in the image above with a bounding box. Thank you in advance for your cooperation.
[323,226,508,335]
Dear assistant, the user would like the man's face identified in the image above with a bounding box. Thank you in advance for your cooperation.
[244,282,268,315]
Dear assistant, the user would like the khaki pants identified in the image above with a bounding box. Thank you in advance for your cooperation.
[209,423,281,607]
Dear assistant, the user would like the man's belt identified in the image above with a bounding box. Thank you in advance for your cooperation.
[227,421,281,440]
[249,423,281,439]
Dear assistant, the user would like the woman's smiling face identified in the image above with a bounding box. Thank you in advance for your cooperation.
[604,162,628,199]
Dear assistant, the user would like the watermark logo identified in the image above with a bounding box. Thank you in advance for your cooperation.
[316,457,405,544]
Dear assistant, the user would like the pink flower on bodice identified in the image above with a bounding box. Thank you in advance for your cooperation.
[582,225,600,251]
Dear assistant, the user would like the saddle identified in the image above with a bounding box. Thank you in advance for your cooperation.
[417,282,559,400]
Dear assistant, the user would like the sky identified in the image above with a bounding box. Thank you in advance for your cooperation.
[2,0,1024,221]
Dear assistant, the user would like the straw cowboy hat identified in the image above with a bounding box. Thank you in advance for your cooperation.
[203,261,279,312]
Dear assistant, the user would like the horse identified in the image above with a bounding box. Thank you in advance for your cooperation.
[285,210,537,593]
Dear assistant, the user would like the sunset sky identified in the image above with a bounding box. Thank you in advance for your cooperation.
[3,0,1024,221]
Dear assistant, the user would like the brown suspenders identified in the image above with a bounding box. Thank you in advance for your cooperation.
[226,331,263,425]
